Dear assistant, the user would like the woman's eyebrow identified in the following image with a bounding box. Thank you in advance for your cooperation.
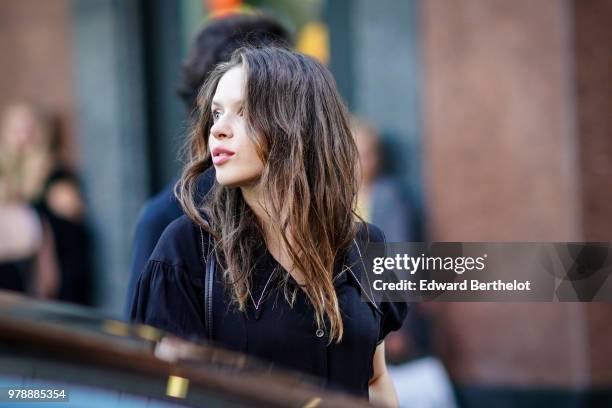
[211,99,244,109]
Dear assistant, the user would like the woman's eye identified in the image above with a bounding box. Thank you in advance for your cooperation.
[212,110,222,121]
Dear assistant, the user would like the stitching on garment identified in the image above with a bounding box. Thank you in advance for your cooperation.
[352,238,380,310]
[344,264,380,313]
[345,239,381,313]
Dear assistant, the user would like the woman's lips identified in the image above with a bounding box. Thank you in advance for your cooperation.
[211,146,235,165]
[212,153,233,165]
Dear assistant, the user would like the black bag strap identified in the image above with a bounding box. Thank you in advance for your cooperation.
[199,227,214,340]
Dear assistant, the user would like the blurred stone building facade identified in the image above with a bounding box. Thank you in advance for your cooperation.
[421,0,612,405]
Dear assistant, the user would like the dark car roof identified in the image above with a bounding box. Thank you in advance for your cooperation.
[0,290,368,407]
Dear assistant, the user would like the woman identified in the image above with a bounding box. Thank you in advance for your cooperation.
[0,103,91,304]
[131,46,406,406]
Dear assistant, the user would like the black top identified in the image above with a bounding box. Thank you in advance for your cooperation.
[130,215,407,398]
[124,169,216,318]
[35,168,92,305]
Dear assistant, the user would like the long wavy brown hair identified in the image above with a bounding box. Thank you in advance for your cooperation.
[178,46,360,343]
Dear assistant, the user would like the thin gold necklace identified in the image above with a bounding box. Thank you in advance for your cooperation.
[249,265,278,310]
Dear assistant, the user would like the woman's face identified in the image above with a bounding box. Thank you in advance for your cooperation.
[208,65,264,187]
[1,106,41,151]
[354,126,380,185]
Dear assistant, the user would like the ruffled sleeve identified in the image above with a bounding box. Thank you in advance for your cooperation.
[377,299,408,345]
[360,223,409,345]
[129,216,208,341]
[130,260,206,341]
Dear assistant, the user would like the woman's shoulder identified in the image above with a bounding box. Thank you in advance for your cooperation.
[353,223,408,343]
[130,214,208,336]
[149,214,208,269]
[355,221,385,245]
[341,221,385,282]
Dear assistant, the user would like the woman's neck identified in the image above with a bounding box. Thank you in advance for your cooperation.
[240,183,279,249]
[240,182,269,225]
[240,183,302,283]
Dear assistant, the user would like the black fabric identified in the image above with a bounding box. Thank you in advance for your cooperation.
[203,234,215,339]
[35,168,92,305]
[0,259,31,293]
[130,215,408,398]
[124,169,216,318]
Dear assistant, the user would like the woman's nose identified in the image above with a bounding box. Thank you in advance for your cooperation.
[210,116,232,139]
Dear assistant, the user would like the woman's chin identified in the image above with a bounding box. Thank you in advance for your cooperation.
[215,175,246,188]
[215,177,236,188]
[215,174,261,189]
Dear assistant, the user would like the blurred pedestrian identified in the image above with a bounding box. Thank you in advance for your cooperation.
[0,103,91,304]
[352,117,414,242]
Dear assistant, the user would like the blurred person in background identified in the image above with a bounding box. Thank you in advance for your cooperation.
[353,117,413,243]
[0,103,91,305]
[125,13,291,317]
[0,195,45,294]
[1,103,58,297]
[352,118,458,406]
[353,117,415,360]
